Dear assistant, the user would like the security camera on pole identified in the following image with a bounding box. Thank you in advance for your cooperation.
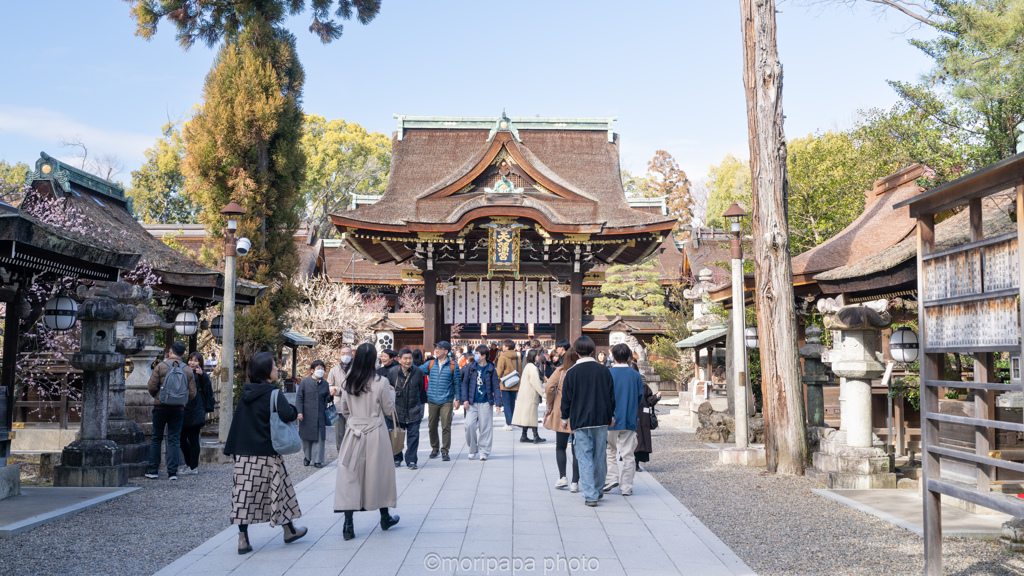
[719,203,765,467]
[218,200,249,443]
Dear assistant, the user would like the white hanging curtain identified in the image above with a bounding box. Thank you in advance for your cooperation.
[444,280,561,324]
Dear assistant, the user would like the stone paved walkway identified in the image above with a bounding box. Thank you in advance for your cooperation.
[155,410,754,576]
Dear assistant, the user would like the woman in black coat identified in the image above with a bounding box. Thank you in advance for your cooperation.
[296,360,329,468]
[224,352,308,554]
[634,383,662,469]
[180,352,215,475]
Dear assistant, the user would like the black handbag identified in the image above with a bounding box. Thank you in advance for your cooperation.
[649,408,659,430]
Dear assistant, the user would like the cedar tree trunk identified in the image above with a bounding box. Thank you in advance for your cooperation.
[740,0,807,475]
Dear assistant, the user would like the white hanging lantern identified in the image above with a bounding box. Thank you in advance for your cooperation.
[174,311,199,336]
[744,326,759,349]
[210,315,224,339]
[43,294,77,331]
[889,326,919,365]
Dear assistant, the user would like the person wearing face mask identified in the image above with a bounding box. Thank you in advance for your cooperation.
[328,346,354,451]
[459,345,503,461]
[297,360,330,468]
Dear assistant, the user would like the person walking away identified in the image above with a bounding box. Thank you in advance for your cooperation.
[604,344,644,496]
[425,341,460,461]
[460,345,502,460]
[335,343,400,540]
[146,341,196,480]
[389,349,426,470]
[180,351,215,476]
[327,345,353,450]
[512,349,546,443]
[297,360,330,468]
[544,350,580,491]
[635,380,661,471]
[224,352,307,553]
[496,339,521,431]
[411,348,425,368]
[560,336,615,507]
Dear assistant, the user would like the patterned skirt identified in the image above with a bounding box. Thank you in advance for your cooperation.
[230,454,302,527]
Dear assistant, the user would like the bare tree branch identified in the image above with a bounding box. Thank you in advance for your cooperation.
[790,0,946,28]
[59,136,88,170]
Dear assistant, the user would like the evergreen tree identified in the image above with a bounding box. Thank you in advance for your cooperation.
[180,18,305,357]
[128,122,199,224]
[592,259,668,317]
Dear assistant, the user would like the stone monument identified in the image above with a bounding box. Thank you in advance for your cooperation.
[813,296,897,489]
[54,293,138,487]
[124,294,171,439]
[104,282,150,477]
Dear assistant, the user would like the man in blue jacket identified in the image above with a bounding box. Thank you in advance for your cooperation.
[425,341,461,462]
[461,344,503,461]
[604,343,645,496]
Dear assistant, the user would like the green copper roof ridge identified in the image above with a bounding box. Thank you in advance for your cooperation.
[32,152,127,201]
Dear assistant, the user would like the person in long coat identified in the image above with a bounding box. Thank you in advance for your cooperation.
[634,382,661,468]
[334,342,400,541]
[296,360,329,468]
[511,349,546,443]
[543,350,579,491]
[224,352,307,554]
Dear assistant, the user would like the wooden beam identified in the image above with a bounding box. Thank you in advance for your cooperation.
[569,269,583,342]
[422,269,437,351]
[1,289,20,465]
[974,352,995,491]
[917,214,942,576]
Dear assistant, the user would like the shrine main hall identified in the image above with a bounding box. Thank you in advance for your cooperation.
[329,114,680,349]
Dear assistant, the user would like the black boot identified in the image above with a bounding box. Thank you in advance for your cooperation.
[343,511,355,540]
[380,507,400,531]
[238,525,252,555]
[520,429,531,443]
[283,521,308,543]
[532,428,546,443]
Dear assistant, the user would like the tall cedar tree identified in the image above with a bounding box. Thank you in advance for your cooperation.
[181,19,304,362]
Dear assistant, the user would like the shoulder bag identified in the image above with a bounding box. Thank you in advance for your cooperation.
[500,357,521,389]
[270,389,302,455]
[390,404,405,456]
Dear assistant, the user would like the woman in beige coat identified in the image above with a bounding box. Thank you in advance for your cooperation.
[511,349,546,443]
[544,350,579,491]
[333,343,400,541]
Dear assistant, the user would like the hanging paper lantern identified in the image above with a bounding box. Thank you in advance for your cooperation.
[744,327,759,350]
[174,311,199,336]
[889,326,919,365]
[43,295,77,331]
[210,315,224,339]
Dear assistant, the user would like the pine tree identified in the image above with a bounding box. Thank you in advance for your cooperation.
[592,260,668,317]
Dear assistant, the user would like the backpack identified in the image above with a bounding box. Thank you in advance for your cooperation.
[427,357,460,385]
[159,360,190,406]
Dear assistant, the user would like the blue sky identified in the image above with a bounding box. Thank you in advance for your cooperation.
[0,1,935,184]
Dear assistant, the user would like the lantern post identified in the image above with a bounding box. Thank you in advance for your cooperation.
[724,203,750,448]
[218,200,245,443]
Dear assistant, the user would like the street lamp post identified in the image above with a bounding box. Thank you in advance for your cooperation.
[218,200,245,443]
[724,203,749,448]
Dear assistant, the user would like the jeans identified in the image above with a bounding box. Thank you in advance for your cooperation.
[465,402,493,457]
[500,390,517,426]
[180,424,203,470]
[395,420,421,466]
[427,402,454,454]
[148,407,184,476]
[573,426,608,503]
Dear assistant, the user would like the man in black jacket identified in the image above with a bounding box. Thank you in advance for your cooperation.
[388,349,426,470]
[561,336,615,506]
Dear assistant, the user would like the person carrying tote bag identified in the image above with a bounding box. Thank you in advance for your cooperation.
[334,343,400,541]
[223,352,308,555]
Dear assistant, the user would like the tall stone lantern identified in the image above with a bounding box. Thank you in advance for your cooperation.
[103,282,149,476]
[799,324,829,428]
[813,297,896,489]
[54,293,138,487]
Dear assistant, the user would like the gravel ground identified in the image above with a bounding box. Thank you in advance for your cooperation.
[647,411,1024,576]
[0,434,339,576]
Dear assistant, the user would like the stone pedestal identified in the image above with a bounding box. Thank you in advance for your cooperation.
[719,446,766,467]
[54,295,135,487]
[813,300,896,489]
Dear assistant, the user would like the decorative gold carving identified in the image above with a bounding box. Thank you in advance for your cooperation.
[491,148,515,166]
[454,182,475,195]
[401,269,423,281]
[457,223,475,237]
[489,216,520,226]
[534,226,551,239]
[563,233,591,243]
[416,232,445,242]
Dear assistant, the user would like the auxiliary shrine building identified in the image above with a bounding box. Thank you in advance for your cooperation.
[330,114,681,350]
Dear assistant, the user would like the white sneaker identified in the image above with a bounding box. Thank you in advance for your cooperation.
[179,467,197,476]
[480,455,487,461]
[570,482,579,493]
[169,475,178,481]
[503,425,513,431]
[144,473,159,479]
[468,453,477,460]
[555,477,568,489]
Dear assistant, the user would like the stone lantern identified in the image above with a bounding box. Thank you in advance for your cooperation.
[813,297,897,489]
[799,324,829,428]
[103,282,150,476]
[54,292,138,487]
[124,292,172,439]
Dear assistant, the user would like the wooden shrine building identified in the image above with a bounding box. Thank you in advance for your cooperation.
[331,114,677,348]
